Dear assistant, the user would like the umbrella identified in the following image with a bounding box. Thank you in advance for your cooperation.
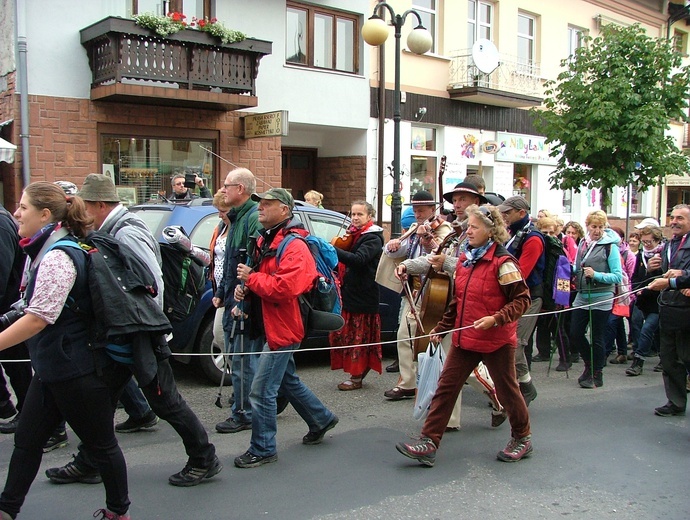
[0,137,16,164]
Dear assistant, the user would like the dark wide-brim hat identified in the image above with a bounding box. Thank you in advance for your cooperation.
[79,173,120,202]
[442,182,488,205]
[404,190,438,206]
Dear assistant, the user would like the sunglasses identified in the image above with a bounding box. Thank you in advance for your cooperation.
[478,206,495,223]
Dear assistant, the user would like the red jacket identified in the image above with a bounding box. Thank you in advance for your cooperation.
[246,223,317,350]
[435,243,531,353]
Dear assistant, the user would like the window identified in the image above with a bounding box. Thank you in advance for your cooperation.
[467,0,493,48]
[673,30,687,55]
[412,0,437,53]
[517,12,536,74]
[410,126,438,200]
[130,0,210,19]
[567,25,585,58]
[286,2,359,73]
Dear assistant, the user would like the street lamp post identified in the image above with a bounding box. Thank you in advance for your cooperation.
[362,2,432,238]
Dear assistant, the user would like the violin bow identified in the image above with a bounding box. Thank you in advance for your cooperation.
[402,276,425,334]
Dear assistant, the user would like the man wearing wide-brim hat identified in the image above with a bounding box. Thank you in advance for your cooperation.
[443,182,488,223]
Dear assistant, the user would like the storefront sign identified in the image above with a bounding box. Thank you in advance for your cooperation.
[243,111,288,139]
[496,132,558,165]
[664,175,690,186]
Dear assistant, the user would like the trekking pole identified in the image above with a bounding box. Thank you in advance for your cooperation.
[215,316,236,408]
[237,248,248,417]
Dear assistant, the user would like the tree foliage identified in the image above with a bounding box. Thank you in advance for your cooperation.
[533,24,690,193]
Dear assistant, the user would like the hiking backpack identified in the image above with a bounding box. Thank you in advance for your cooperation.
[515,227,571,310]
[159,242,207,323]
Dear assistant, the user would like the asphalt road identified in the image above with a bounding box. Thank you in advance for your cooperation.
[0,350,687,520]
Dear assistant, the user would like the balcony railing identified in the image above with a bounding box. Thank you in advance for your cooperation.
[447,49,543,107]
[80,17,272,109]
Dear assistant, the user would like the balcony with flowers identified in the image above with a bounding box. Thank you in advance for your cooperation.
[80,14,272,111]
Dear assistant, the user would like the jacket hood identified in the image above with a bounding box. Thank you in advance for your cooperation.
[362,224,384,235]
[598,228,621,246]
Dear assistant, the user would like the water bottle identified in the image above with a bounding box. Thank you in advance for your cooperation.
[317,276,330,293]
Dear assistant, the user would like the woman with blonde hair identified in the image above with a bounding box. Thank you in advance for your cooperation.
[304,190,324,208]
[570,210,623,389]
[396,204,532,466]
[209,190,232,354]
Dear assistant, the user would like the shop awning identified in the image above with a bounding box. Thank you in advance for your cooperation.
[0,137,17,164]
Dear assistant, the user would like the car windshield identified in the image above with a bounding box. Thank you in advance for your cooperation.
[130,208,171,239]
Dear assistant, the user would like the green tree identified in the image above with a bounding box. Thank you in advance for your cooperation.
[533,24,690,196]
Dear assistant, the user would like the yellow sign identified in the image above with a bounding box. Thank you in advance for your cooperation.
[243,111,288,139]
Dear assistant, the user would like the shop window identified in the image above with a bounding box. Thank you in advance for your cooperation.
[101,135,215,204]
[410,156,438,200]
[512,163,532,201]
[286,1,359,73]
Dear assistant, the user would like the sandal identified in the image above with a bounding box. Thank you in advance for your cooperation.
[383,386,416,400]
[337,379,363,391]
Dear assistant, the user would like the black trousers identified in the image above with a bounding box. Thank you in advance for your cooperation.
[76,358,216,470]
[0,343,32,412]
[0,368,130,517]
[659,323,690,410]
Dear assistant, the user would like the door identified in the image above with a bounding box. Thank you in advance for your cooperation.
[282,147,317,201]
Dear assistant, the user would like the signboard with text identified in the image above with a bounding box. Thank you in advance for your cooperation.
[243,111,289,139]
[496,132,558,165]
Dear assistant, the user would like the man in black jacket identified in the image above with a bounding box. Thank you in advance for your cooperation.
[46,174,221,487]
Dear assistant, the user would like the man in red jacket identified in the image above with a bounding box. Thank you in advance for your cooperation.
[233,188,338,468]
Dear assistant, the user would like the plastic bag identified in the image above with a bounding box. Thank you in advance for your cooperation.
[413,342,445,421]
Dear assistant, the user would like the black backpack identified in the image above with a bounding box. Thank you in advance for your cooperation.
[159,243,207,323]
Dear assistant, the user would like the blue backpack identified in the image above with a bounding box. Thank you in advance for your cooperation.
[276,232,342,315]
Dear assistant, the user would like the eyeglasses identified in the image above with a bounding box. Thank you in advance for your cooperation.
[478,206,495,223]
[223,183,241,189]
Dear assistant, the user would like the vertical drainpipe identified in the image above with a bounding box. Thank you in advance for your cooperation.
[15,0,31,188]
[376,42,386,227]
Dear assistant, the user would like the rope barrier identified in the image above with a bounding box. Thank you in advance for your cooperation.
[0,278,658,363]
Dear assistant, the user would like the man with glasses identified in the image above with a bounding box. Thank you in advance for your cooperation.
[170,173,211,200]
[498,196,544,407]
[214,168,262,434]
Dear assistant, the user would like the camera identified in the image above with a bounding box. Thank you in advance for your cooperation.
[0,302,26,331]
[184,173,198,189]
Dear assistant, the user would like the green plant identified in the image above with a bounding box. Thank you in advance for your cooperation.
[191,17,246,44]
[133,12,187,37]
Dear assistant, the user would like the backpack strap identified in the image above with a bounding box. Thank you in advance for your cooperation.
[275,232,303,266]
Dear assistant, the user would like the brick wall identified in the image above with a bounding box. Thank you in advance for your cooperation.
[3,93,281,206]
[316,155,367,215]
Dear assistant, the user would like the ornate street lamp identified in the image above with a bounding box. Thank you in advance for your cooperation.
[362,2,432,238]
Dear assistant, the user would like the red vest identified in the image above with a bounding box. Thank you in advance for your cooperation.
[451,243,518,353]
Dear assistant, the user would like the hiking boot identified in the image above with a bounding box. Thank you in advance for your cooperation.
[303,415,338,445]
[654,403,686,417]
[0,400,16,420]
[234,451,277,469]
[625,358,644,376]
[569,353,580,364]
[555,360,572,372]
[653,362,663,373]
[395,437,437,467]
[92,508,131,520]
[531,354,547,362]
[43,430,68,453]
[115,410,158,433]
[215,417,251,434]
[496,435,533,462]
[519,381,537,407]
[578,365,592,384]
[168,455,223,486]
[0,413,20,434]
[46,455,102,484]
[609,354,627,364]
[491,410,507,428]
[579,376,595,389]
[593,370,603,387]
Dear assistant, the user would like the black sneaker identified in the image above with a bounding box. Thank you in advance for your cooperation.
[653,362,663,373]
[215,418,251,434]
[654,403,685,417]
[115,410,159,433]
[531,354,548,362]
[0,413,20,434]
[555,360,572,372]
[234,450,277,469]
[168,455,223,486]
[43,430,68,453]
[519,381,537,407]
[303,415,339,445]
[45,455,102,484]
[396,437,437,467]
[0,400,16,420]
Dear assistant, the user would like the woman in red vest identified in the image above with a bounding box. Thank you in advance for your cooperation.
[396,204,532,466]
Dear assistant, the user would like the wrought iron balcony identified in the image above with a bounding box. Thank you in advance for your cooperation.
[80,17,272,111]
[447,49,543,108]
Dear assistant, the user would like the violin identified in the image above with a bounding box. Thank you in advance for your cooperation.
[331,232,355,251]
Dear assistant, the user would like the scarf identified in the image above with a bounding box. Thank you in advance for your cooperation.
[461,239,494,267]
[347,219,374,246]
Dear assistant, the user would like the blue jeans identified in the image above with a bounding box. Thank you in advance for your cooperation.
[634,311,659,359]
[119,377,151,420]
[248,343,335,457]
[603,314,627,357]
[227,330,263,424]
[630,306,644,351]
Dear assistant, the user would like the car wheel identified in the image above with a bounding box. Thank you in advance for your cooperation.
[197,316,232,386]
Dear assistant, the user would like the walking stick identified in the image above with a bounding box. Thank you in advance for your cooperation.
[237,248,248,417]
[215,317,236,408]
